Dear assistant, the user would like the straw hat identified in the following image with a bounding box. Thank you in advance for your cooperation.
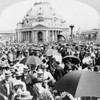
[18,91,33,100]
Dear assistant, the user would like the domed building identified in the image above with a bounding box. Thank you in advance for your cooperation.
[16,1,68,44]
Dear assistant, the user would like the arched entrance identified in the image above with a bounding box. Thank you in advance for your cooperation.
[37,31,43,43]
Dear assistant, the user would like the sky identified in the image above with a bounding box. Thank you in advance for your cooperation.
[0,0,99,32]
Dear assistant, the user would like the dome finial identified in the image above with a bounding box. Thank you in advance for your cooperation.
[34,0,50,6]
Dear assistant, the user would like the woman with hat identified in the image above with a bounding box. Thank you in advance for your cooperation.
[33,69,46,93]
[11,72,27,100]
[13,72,27,92]
[35,68,54,92]
[40,64,55,90]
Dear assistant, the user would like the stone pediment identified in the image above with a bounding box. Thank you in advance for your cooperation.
[32,23,48,28]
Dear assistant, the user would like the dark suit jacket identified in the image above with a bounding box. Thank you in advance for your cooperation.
[0,81,7,96]
[54,66,65,81]
[0,79,13,100]
[0,82,7,100]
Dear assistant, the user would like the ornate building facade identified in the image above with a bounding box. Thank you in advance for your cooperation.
[0,30,15,44]
[78,29,99,43]
[16,1,68,44]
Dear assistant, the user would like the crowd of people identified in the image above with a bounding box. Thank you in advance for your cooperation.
[0,42,100,100]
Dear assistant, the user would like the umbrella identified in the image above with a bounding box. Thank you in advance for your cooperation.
[45,49,60,56]
[20,56,43,66]
[53,70,100,98]
[63,56,80,64]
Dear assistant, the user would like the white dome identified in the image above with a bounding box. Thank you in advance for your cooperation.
[16,1,67,29]
[26,1,57,19]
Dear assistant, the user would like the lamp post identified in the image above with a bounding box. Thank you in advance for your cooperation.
[70,25,74,43]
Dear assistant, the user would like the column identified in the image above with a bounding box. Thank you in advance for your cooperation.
[27,31,30,43]
[27,31,29,43]
[27,31,28,42]
[16,32,18,42]
[51,30,53,42]
[19,32,21,42]
[43,31,45,43]
[28,31,31,43]
[48,30,50,43]
[23,32,25,42]
[33,31,35,43]
[18,32,21,42]
[34,31,35,43]
[52,30,54,42]
[26,31,28,42]
[53,31,55,42]
[54,31,56,42]
[50,30,52,43]
[21,32,23,42]
[25,32,26,42]
[36,31,38,43]
[28,31,30,43]
[17,32,19,42]
[49,30,51,42]
[18,32,20,42]
[56,31,58,42]
[25,32,27,42]
[46,30,48,43]
[45,31,46,43]
[28,31,29,43]
[55,31,57,42]
[34,31,37,43]
[29,31,32,43]
[45,31,47,43]
[54,30,56,42]
[69,25,74,43]
[31,31,33,43]
[24,32,25,42]
[21,32,24,42]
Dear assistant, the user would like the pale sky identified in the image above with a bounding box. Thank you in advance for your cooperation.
[0,0,99,32]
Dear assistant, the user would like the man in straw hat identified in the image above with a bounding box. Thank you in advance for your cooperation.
[21,65,30,84]
[40,64,55,88]
[4,70,15,100]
